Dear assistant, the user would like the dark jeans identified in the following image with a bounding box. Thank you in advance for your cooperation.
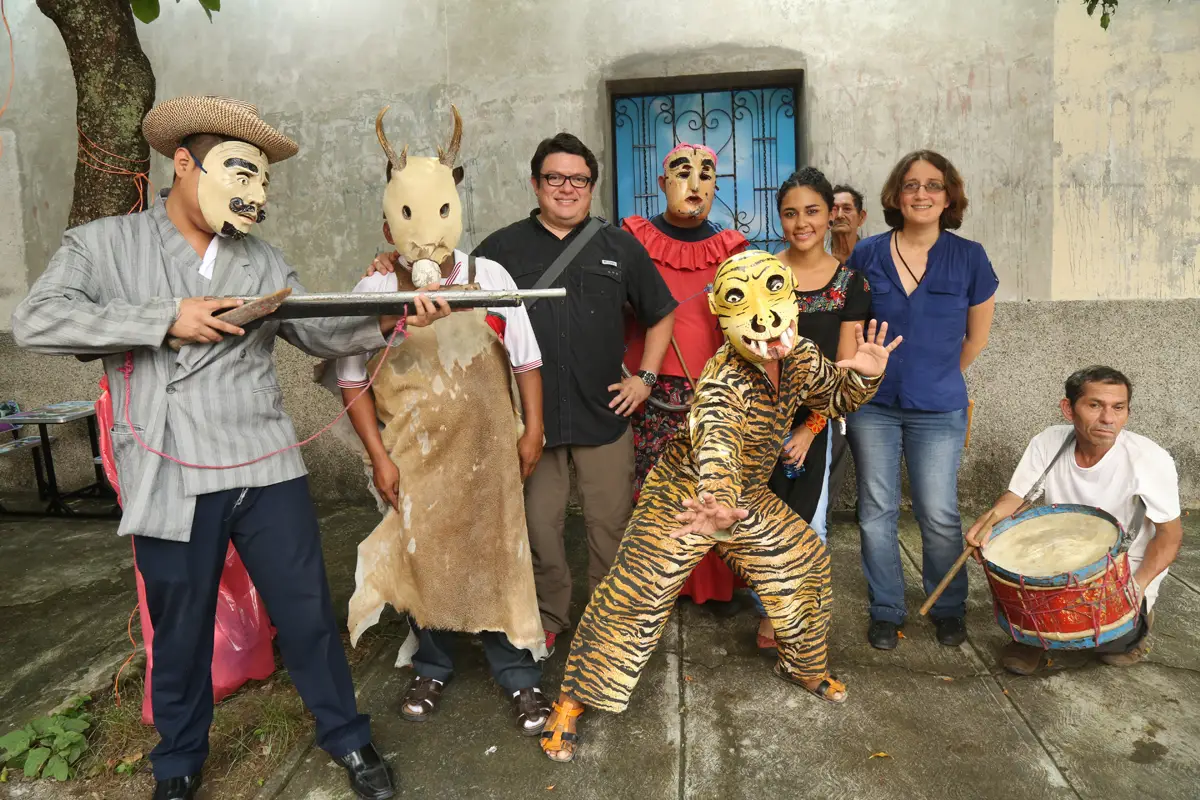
[847,404,970,624]
[134,477,370,780]
[1094,601,1152,654]
[409,620,542,693]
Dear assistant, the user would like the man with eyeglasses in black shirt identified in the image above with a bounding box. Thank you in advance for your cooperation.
[473,133,677,653]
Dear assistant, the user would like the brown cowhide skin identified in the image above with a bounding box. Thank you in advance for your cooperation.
[315,282,546,662]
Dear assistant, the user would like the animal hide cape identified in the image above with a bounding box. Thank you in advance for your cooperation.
[315,294,546,664]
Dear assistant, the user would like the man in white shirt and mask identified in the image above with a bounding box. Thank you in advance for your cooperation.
[966,366,1184,675]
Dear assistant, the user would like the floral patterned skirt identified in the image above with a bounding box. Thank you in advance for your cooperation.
[630,375,744,603]
[631,376,693,501]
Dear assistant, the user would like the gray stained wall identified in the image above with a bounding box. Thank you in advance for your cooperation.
[1,0,1197,506]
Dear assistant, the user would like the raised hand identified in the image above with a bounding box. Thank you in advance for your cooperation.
[834,319,902,378]
[669,492,749,539]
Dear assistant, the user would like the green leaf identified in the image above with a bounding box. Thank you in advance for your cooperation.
[53,731,85,754]
[0,765,7,782]
[24,747,50,778]
[1101,11,1110,28]
[62,696,90,714]
[0,730,31,759]
[30,718,53,737]
[66,743,87,765]
[130,0,161,23]
[44,754,69,782]
[60,719,90,733]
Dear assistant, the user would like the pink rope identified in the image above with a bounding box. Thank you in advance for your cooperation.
[119,312,407,470]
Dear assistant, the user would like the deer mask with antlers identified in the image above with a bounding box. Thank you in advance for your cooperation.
[377,105,465,286]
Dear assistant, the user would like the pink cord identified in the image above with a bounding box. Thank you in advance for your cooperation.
[119,313,407,470]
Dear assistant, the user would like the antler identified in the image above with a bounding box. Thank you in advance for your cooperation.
[437,104,463,167]
[375,105,407,173]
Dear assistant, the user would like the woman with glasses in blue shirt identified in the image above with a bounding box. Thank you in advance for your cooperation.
[845,150,998,651]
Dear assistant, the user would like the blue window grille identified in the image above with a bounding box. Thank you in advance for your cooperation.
[611,86,799,252]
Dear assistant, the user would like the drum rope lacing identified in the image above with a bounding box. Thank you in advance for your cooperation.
[985,552,1140,648]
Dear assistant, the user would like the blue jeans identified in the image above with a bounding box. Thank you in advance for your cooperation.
[846,403,968,624]
[749,432,832,617]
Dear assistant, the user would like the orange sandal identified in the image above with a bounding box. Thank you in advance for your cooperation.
[772,664,848,704]
[540,701,584,763]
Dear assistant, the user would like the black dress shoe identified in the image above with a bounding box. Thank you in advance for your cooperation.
[336,743,396,799]
[933,615,968,646]
[867,619,900,650]
[152,773,201,800]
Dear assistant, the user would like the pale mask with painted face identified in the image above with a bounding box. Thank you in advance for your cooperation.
[197,141,269,239]
[708,250,800,363]
[660,146,717,223]
[382,158,463,272]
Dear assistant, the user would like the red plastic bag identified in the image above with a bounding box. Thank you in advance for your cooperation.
[97,376,277,725]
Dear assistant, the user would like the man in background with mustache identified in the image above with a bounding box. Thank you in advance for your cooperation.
[829,184,867,264]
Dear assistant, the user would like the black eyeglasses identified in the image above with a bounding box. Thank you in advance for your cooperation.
[540,173,593,189]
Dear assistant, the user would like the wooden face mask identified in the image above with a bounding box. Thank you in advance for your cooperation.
[377,105,465,276]
[382,159,463,268]
[708,250,799,363]
[197,141,269,239]
[660,144,717,222]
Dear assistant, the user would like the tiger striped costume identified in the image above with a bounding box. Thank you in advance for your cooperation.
[559,335,881,712]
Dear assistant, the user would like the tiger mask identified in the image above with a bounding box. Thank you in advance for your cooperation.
[708,249,800,363]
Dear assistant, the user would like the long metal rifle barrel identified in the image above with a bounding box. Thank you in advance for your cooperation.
[232,288,566,319]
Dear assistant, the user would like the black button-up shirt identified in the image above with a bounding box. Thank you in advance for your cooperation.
[474,211,677,448]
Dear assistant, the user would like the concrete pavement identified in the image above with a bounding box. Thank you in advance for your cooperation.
[1,506,1196,799]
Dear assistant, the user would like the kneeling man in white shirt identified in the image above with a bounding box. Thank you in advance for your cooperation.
[966,366,1183,675]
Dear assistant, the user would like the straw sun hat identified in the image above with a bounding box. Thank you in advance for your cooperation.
[142,95,299,163]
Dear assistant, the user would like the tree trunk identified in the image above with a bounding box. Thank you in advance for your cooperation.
[37,0,155,227]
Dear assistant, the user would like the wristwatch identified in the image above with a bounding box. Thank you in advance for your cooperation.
[637,370,657,388]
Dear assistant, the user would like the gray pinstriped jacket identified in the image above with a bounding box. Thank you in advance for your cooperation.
[12,201,386,542]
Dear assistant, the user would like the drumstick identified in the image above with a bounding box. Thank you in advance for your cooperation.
[964,399,974,448]
[918,500,1033,617]
[918,432,1075,617]
[167,288,293,351]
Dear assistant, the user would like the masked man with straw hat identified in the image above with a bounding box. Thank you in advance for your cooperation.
[12,95,448,800]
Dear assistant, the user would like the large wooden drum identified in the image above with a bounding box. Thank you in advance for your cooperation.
[981,504,1140,650]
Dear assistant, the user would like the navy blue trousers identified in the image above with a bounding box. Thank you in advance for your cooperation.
[409,619,542,693]
[134,476,370,780]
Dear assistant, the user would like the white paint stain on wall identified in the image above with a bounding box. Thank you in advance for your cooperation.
[1053,2,1200,300]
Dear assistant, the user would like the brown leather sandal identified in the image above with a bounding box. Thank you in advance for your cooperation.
[772,663,848,704]
[400,676,444,722]
[540,701,584,763]
[1000,642,1044,675]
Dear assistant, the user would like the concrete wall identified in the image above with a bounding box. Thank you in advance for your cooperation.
[1052,2,1200,299]
[2,0,1198,506]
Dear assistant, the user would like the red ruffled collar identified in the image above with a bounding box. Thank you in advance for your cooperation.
[622,215,748,272]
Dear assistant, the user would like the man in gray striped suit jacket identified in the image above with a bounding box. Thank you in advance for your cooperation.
[11,96,447,800]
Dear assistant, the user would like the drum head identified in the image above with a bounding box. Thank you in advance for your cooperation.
[983,504,1122,585]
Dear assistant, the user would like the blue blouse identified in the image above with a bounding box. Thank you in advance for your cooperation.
[846,230,998,412]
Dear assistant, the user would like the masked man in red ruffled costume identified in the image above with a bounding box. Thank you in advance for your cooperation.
[621,143,749,611]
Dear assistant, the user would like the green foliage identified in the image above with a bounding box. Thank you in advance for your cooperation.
[131,0,221,25]
[1084,0,1172,30]
[0,696,93,782]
